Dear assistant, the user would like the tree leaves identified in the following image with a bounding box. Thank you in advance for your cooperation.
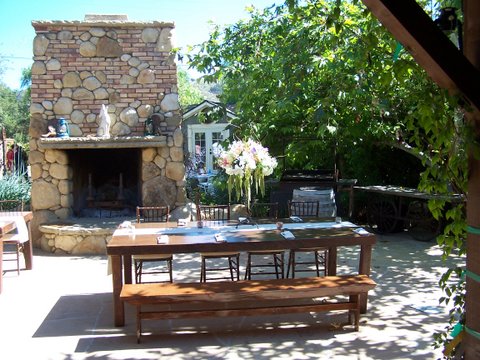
[188,3,470,349]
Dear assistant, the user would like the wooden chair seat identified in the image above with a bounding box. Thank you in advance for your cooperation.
[200,251,239,257]
[247,249,287,255]
[133,254,173,261]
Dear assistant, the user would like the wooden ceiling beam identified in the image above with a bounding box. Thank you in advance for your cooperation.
[361,0,480,113]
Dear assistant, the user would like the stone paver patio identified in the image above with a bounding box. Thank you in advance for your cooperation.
[0,232,464,359]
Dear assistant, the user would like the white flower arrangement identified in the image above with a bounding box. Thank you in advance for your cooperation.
[213,139,277,209]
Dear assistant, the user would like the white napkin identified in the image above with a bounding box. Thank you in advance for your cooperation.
[119,221,133,228]
[281,230,295,239]
[215,233,226,242]
[177,219,188,226]
[354,228,370,236]
[157,235,169,244]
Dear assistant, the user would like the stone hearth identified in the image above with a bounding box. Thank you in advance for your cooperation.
[38,219,121,255]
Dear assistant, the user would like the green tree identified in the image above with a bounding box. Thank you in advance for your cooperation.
[0,64,30,147]
[188,1,447,172]
[177,69,203,108]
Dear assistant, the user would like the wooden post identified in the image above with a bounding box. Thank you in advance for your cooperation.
[463,1,480,356]
[359,0,480,355]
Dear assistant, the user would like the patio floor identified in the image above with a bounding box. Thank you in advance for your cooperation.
[0,232,464,359]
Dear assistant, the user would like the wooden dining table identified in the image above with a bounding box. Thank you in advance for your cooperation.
[107,219,376,326]
[0,211,34,268]
[0,211,34,293]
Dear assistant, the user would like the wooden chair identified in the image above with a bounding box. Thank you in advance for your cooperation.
[197,204,239,282]
[286,200,328,278]
[133,206,173,283]
[288,200,320,218]
[0,200,27,275]
[244,202,285,280]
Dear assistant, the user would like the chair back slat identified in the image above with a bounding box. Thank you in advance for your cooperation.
[136,206,170,223]
[197,204,230,221]
[249,202,279,220]
[288,200,319,217]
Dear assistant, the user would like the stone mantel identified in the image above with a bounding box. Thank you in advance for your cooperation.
[38,136,167,150]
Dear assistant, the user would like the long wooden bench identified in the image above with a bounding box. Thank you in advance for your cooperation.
[120,275,377,343]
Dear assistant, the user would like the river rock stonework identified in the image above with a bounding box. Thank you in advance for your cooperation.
[29,16,185,254]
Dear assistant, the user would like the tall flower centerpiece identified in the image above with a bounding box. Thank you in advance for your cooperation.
[213,139,278,210]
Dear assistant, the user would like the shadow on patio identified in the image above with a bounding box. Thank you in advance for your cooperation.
[0,232,464,359]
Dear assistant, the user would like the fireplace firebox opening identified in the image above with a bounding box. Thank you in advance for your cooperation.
[69,148,141,217]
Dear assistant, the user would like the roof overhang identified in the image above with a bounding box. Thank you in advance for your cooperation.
[182,100,237,121]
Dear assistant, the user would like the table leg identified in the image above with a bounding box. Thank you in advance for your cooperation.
[327,246,337,276]
[111,255,124,326]
[359,244,373,313]
[24,221,33,270]
[124,255,132,284]
[0,238,3,294]
[359,244,372,275]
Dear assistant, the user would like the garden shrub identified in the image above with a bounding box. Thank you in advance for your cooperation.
[0,173,31,208]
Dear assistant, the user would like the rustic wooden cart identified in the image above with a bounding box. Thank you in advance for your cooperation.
[354,185,464,241]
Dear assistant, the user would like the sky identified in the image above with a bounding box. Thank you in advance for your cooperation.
[0,0,278,90]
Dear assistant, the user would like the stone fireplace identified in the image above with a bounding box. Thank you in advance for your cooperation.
[29,15,186,253]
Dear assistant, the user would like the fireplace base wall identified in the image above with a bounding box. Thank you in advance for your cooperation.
[38,219,119,254]
[30,134,186,248]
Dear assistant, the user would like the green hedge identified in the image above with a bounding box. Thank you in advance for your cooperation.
[0,173,31,205]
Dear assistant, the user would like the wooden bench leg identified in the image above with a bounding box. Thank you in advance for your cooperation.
[274,253,284,279]
[286,251,295,278]
[245,253,251,280]
[16,243,22,275]
[314,251,320,277]
[136,306,142,344]
[348,294,360,331]
[200,257,206,282]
